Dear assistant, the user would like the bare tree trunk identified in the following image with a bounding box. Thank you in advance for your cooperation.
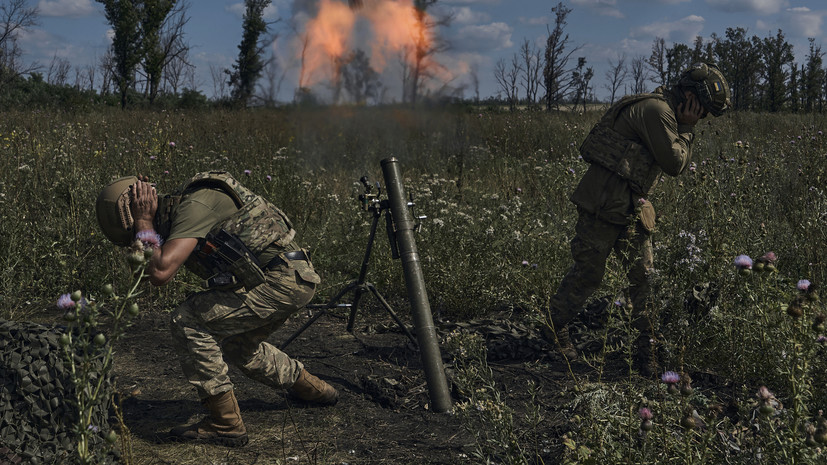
[604,53,627,104]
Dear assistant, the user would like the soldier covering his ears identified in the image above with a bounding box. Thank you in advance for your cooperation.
[544,63,731,376]
[96,171,339,447]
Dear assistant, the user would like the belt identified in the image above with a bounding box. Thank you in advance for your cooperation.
[265,250,308,270]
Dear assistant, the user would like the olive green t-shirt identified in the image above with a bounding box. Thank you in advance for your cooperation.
[166,186,297,266]
[166,187,238,241]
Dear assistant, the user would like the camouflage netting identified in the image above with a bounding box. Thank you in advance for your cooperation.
[0,320,115,464]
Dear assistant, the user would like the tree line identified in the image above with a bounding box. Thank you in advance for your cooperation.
[0,0,451,109]
[0,0,276,109]
[495,2,825,114]
[2,0,825,112]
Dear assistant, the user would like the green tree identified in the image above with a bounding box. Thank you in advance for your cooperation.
[647,37,667,87]
[713,27,761,111]
[140,0,176,104]
[227,0,272,106]
[340,49,381,105]
[665,42,691,88]
[543,2,579,111]
[803,38,824,112]
[789,63,800,112]
[97,0,142,109]
[571,56,593,112]
[760,29,794,112]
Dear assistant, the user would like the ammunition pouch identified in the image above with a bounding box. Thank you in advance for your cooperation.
[196,229,267,290]
[580,128,661,196]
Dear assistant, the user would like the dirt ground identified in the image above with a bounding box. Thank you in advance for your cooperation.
[109,301,579,465]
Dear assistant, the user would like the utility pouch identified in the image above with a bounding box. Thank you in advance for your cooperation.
[637,199,656,232]
[290,255,321,285]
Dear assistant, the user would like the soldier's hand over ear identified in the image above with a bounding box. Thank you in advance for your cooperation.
[677,92,705,126]
[129,176,158,231]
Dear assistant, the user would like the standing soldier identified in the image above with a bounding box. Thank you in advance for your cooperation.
[96,171,339,447]
[544,63,731,376]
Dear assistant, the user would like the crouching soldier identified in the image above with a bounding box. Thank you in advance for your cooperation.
[96,171,339,447]
[544,63,731,376]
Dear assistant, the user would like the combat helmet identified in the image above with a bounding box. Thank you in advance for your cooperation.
[678,62,731,117]
[96,176,138,246]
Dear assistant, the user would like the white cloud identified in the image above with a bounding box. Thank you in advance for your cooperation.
[704,0,788,15]
[518,16,548,26]
[571,0,623,18]
[631,15,705,44]
[452,22,513,52]
[784,7,823,39]
[451,6,491,24]
[37,0,95,18]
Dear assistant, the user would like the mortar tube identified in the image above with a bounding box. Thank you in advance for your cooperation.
[380,157,453,413]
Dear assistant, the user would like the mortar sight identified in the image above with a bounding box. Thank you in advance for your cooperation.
[357,175,381,211]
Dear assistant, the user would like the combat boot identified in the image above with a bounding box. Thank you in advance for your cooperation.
[289,369,339,405]
[169,390,248,447]
[541,324,579,361]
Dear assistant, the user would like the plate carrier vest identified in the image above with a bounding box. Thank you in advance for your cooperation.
[156,171,296,290]
[579,93,666,196]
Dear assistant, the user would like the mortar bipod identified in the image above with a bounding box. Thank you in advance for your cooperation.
[279,177,417,350]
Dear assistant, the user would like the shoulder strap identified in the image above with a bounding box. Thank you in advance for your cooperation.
[181,171,256,208]
[602,93,665,126]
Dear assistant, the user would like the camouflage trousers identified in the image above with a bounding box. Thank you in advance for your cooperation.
[548,208,654,334]
[170,262,317,399]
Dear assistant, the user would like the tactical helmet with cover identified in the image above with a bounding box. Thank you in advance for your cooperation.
[96,176,139,247]
[678,62,731,117]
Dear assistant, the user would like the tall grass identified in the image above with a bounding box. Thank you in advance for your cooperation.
[2,106,826,461]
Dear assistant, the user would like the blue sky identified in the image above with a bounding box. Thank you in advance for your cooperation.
[22,0,827,102]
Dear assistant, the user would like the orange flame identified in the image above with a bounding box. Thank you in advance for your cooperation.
[298,0,437,88]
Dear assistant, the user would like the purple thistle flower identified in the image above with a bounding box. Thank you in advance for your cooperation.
[87,424,100,433]
[817,335,826,344]
[57,294,75,310]
[661,371,680,384]
[759,251,777,263]
[169,141,176,147]
[798,279,811,291]
[163,170,169,175]
[734,255,753,270]
[149,156,157,160]
[521,260,529,267]
[531,263,538,269]
[639,407,652,420]
[757,386,774,401]
[244,169,251,176]
[266,175,272,182]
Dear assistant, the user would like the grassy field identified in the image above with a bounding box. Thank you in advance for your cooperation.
[2,105,827,463]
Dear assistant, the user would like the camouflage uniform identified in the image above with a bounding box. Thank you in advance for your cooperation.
[164,183,320,399]
[549,86,695,338]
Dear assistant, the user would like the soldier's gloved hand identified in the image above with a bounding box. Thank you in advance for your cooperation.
[677,92,706,126]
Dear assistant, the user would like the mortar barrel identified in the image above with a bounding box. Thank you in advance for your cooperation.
[380,157,452,413]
